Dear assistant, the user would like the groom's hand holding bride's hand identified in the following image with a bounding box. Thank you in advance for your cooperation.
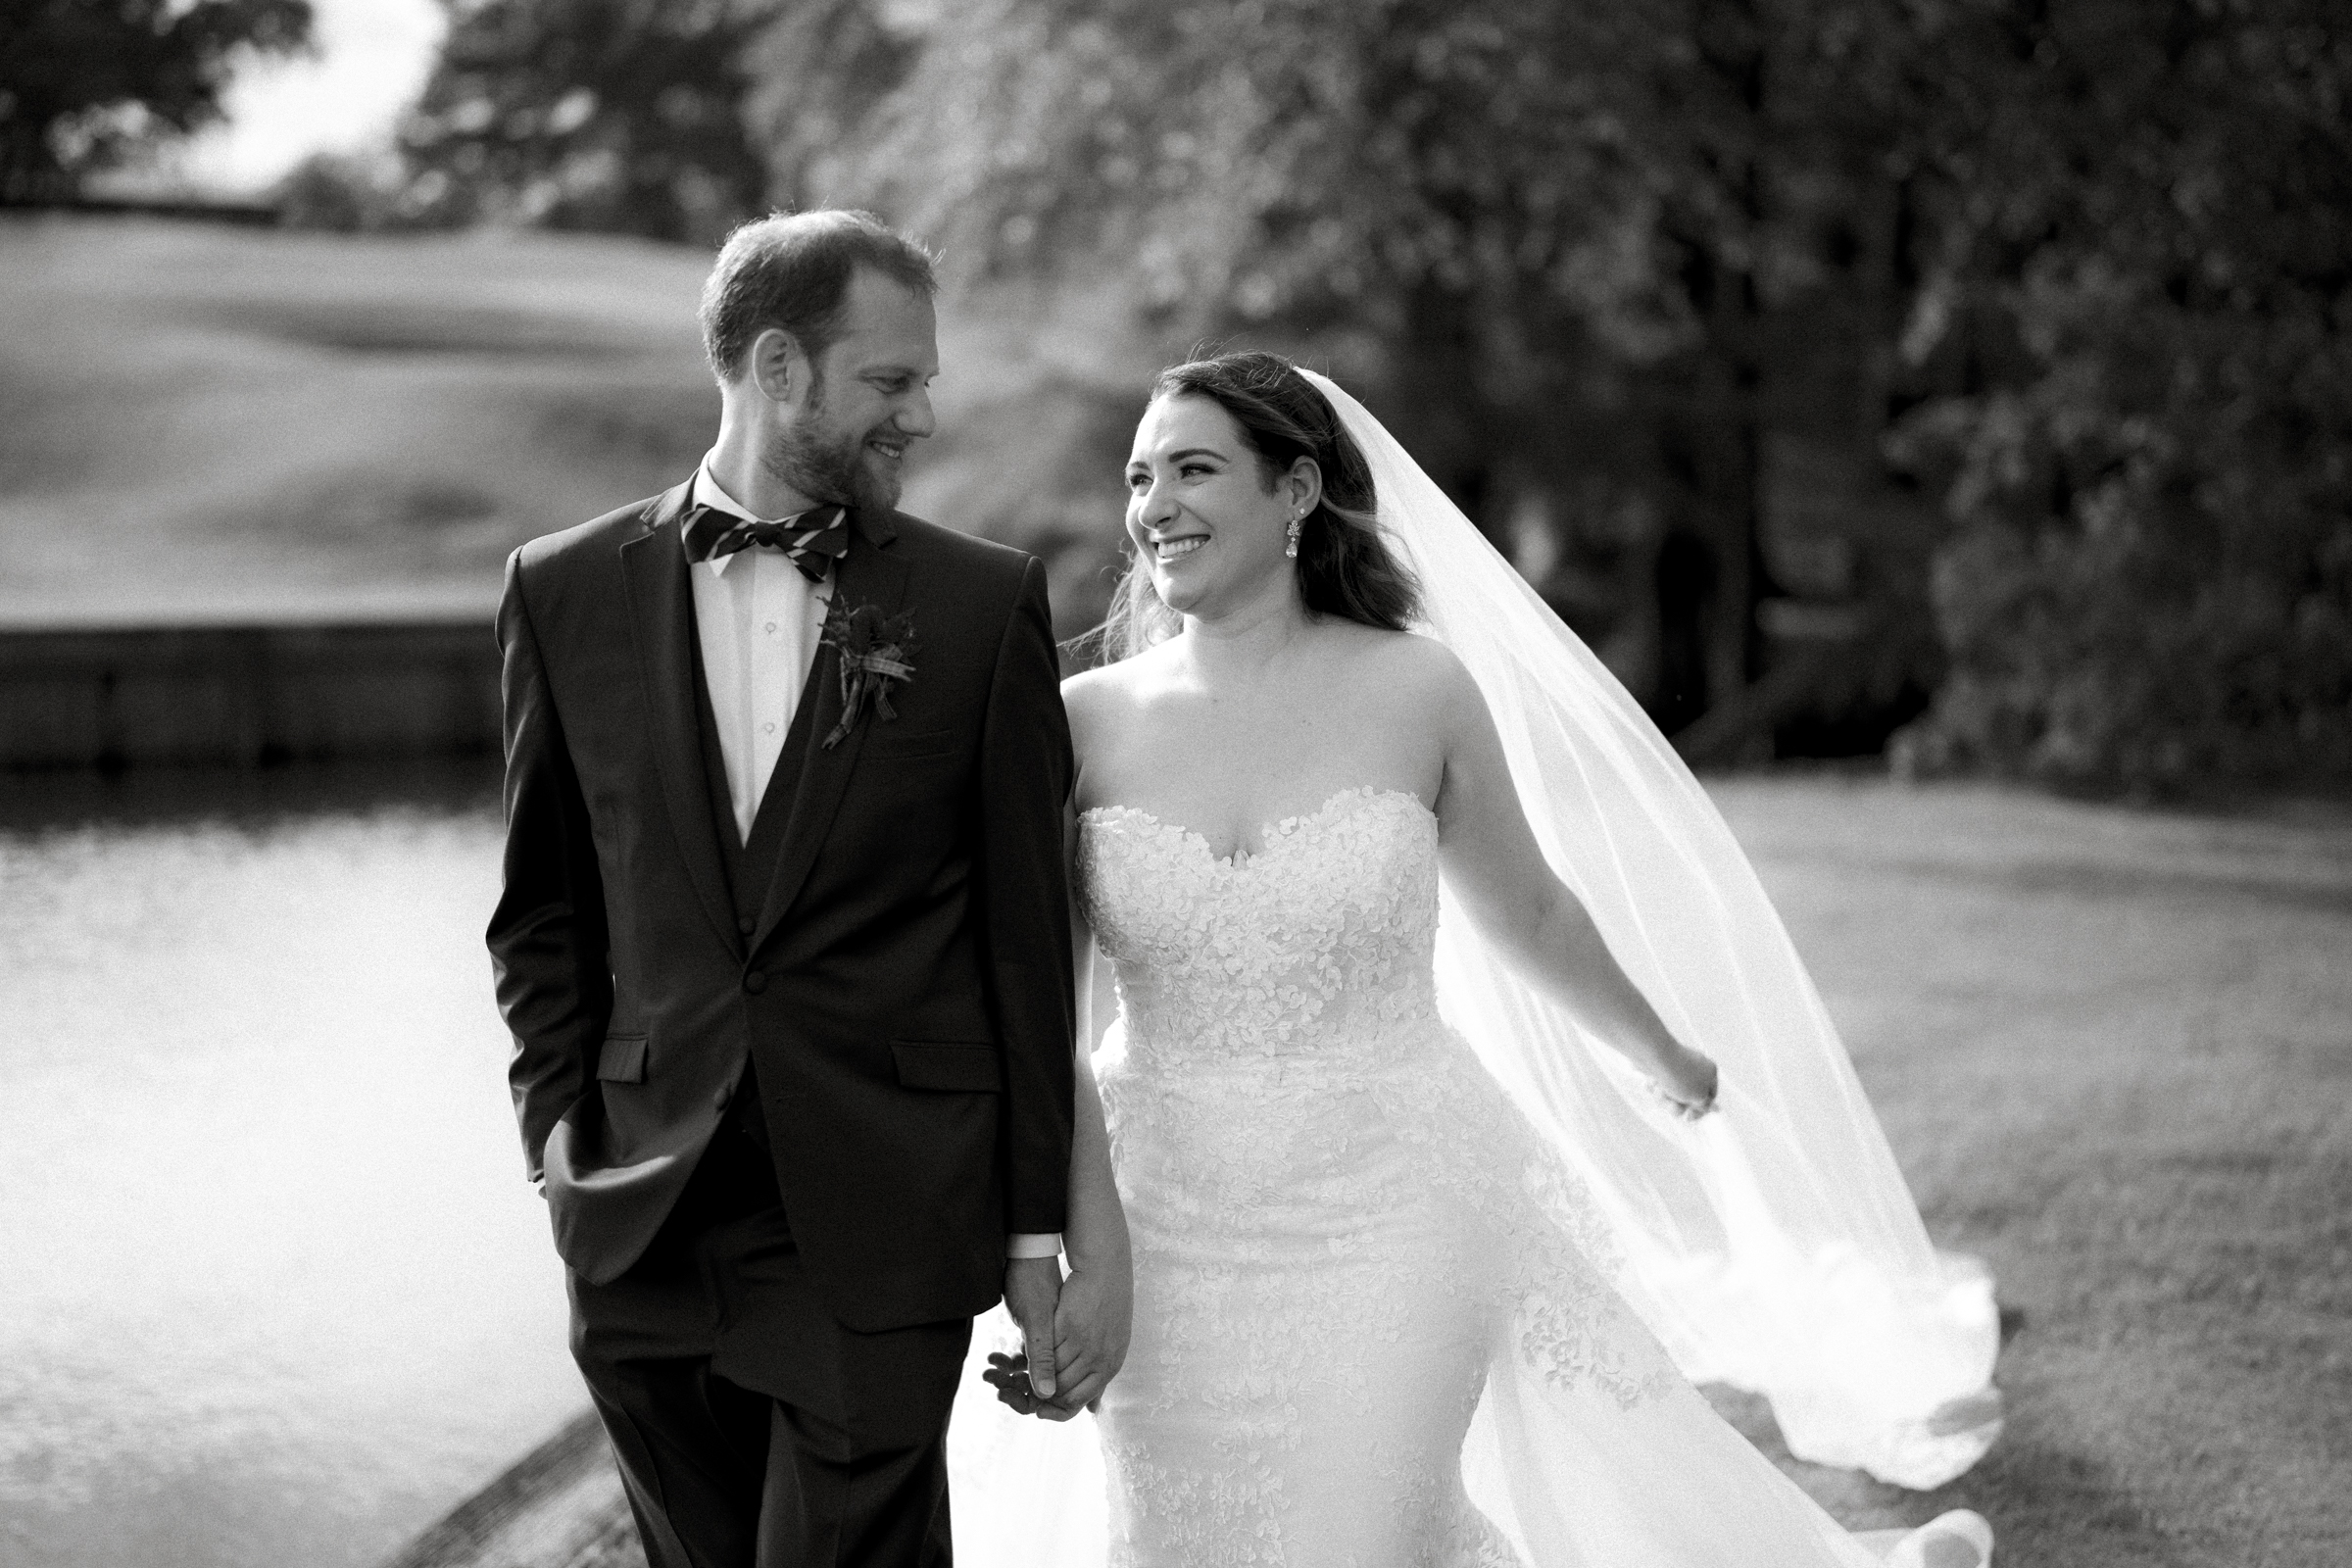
[985,1250,1134,1421]
[1002,1256,1063,1408]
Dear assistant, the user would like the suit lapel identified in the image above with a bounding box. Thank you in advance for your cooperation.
[749,508,909,954]
[619,481,743,958]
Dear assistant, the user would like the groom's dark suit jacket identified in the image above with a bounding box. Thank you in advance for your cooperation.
[488,480,1075,1333]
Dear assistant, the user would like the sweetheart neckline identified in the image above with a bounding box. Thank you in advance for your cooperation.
[1080,785,1434,869]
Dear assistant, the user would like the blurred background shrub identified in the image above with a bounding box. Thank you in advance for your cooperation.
[0,0,315,203]
[394,0,775,240]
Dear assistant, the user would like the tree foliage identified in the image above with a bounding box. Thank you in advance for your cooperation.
[811,0,2351,786]
[397,0,779,242]
[0,0,314,202]
[1861,0,2352,787]
[829,0,1946,744]
[387,0,2352,786]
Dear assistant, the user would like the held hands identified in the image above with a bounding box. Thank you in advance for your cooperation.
[999,1256,1064,1410]
[1045,1254,1133,1413]
[987,1253,1134,1421]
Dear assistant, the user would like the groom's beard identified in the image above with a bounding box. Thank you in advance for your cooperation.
[768,390,904,514]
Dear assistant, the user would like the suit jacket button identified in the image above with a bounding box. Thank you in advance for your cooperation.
[742,970,766,995]
[737,916,755,935]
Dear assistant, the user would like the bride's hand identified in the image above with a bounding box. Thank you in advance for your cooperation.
[1652,1042,1720,1120]
[1046,1257,1134,1417]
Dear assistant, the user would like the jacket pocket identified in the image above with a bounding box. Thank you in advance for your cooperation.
[597,1034,649,1083]
[892,1040,1003,1093]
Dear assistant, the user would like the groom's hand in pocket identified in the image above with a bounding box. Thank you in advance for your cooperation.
[1004,1256,1063,1405]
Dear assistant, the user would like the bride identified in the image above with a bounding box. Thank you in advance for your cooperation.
[952,351,2002,1567]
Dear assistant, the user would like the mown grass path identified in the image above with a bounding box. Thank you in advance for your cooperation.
[1716,777,2352,1567]
[0,216,713,625]
[0,216,1143,632]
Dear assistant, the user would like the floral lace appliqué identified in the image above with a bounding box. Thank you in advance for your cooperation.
[1078,787,1672,1567]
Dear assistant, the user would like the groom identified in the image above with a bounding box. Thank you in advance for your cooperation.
[487,209,1077,1566]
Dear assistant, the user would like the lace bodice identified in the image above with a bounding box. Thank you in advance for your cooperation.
[1074,783,1642,1313]
[1079,786,1444,1079]
[1044,782,1928,1568]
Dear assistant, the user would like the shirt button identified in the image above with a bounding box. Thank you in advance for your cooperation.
[743,970,767,995]
[763,721,777,734]
[764,620,777,633]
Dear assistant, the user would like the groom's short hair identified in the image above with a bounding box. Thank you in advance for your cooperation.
[700,210,938,383]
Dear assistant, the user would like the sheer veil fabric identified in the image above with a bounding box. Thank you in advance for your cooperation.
[944,368,1999,1563]
[1298,368,2002,1489]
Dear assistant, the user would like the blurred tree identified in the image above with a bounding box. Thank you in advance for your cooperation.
[803,0,2350,786]
[839,0,1707,529]
[823,0,1951,752]
[273,147,409,230]
[1861,0,2352,788]
[397,0,782,242]
[738,0,925,208]
[0,0,314,203]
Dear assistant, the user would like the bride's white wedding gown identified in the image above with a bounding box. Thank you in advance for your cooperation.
[996,782,1985,1568]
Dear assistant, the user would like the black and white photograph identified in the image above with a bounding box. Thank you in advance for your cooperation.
[2,2,2346,1567]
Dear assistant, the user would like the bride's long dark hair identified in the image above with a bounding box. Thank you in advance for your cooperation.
[1097,352,1423,662]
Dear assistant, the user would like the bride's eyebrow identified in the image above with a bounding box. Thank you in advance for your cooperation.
[1127,446,1228,474]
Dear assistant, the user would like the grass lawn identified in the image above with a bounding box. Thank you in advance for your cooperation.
[1711,775,2352,1568]
[0,215,1144,630]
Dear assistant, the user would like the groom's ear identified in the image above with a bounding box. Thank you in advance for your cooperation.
[746,326,810,408]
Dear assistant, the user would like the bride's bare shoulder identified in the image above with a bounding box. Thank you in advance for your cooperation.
[1325,624,1479,710]
[1061,642,1180,734]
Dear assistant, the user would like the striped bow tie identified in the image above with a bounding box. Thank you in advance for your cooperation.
[680,503,850,581]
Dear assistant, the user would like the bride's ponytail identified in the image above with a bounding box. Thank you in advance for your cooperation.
[1096,351,1423,662]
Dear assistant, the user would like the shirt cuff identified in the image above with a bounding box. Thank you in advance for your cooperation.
[1005,1232,1062,1259]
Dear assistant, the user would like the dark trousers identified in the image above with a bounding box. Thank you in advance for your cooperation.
[568,1093,972,1568]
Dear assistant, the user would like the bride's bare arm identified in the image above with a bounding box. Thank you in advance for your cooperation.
[1051,808,1136,1408]
[991,805,1135,1418]
[1422,649,1719,1112]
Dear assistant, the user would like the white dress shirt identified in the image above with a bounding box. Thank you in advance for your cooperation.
[685,460,831,846]
[687,457,1060,1261]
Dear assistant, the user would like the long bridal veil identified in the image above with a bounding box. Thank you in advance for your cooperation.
[1296,368,2002,1490]
[946,367,2000,1563]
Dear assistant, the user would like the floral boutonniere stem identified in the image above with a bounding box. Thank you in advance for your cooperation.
[819,599,918,750]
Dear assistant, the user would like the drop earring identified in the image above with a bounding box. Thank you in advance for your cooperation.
[1285,514,1303,559]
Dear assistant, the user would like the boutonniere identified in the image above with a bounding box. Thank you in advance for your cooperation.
[818,598,918,750]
